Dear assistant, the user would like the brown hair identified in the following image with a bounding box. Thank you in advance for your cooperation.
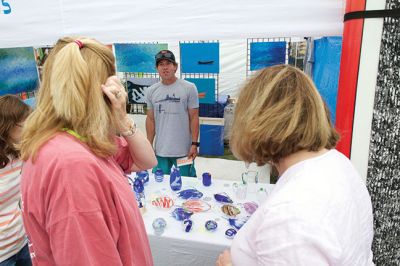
[230,65,339,165]
[20,37,118,161]
[0,95,30,168]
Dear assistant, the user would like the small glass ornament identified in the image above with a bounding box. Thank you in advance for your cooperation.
[221,204,241,217]
[182,219,193,233]
[225,228,237,239]
[228,217,248,230]
[171,207,193,221]
[177,188,203,200]
[154,168,164,182]
[214,192,233,204]
[137,170,149,186]
[182,199,211,213]
[169,165,182,191]
[152,218,167,236]
[202,172,212,186]
[151,196,174,209]
[243,201,258,215]
[205,220,218,231]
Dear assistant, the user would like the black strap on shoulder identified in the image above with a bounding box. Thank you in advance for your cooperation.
[344,9,400,22]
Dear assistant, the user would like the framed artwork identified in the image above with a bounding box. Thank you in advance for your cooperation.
[114,43,168,73]
[185,78,216,104]
[180,43,219,73]
[0,47,39,95]
[126,77,159,103]
[250,41,286,71]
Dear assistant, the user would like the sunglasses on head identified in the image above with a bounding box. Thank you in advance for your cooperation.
[156,51,173,59]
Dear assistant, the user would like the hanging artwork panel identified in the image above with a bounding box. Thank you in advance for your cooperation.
[114,43,168,73]
[249,41,286,71]
[185,78,216,104]
[0,47,39,95]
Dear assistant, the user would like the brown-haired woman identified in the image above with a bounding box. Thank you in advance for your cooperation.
[217,65,374,265]
[0,95,31,266]
[20,37,157,265]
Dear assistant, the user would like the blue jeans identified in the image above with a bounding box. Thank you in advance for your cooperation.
[0,244,32,266]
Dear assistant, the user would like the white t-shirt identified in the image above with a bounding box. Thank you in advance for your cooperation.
[231,149,374,266]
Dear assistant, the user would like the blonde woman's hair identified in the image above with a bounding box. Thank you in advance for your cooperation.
[230,64,339,165]
[20,37,118,161]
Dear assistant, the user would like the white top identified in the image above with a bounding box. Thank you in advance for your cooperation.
[231,150,374,266]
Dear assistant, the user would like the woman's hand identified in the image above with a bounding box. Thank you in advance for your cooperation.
[101,76,128,121]
[101,76,132,132]
[216,250,232,266]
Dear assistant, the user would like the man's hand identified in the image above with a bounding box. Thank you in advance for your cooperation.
[188,145,198,160]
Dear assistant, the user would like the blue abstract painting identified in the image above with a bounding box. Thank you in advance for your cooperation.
[180,43,219,73]
[250,42,286,71]
[185,78,216,104]
[0,47,39,96]
[114,43,168,73]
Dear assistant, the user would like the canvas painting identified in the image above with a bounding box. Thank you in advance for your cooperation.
[0,47,39,95]
[114,43,168,73]
[126,77,159,103]
[180,43,220,74]
[250,41,286,71]
[185,78,216,104]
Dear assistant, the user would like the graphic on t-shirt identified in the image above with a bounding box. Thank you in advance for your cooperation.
[155,94,180,103]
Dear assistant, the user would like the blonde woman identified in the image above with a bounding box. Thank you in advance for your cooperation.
[216,65,374,265]
[0,95,31,266]
[20,37,157,265]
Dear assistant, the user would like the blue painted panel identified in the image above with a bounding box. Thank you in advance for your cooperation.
[180,43,219,73]
[185,78,215,104]
[114,43,168,73]
[250,42,286,71]
[0,47,39,95]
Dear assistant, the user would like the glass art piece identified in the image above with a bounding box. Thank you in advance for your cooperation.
[182,219,193,233]
[136,170,149,186]
[221,204,241,217]
[205,220,218,231]
[170,165,182,191]
[182,199,211,213]
[225,228,237,239]
[214,193,233,204]
[151,196,174,209]
[228,218,248,230]
[171,207,193,221]
[154,168,164,182]
[152,218,167,236]
[177,188,203,200]
[243,202,258,215]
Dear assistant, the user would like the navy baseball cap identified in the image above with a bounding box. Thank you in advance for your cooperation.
[155,50,176,65]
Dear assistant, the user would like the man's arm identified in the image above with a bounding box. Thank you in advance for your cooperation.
[188,108,199,159]
[145,109,156,146]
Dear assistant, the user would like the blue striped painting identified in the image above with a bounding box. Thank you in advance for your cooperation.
[114,43,168,73]
[0,47,39,96]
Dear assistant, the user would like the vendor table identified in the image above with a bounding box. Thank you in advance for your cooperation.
[138,174,275,266]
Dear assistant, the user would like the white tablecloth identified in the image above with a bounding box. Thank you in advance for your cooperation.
[139,174,275,266]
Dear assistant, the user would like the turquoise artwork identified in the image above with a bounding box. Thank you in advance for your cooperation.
[180,43,220,74]
[114,43,168,73]
[0,47,39,96]
[250,42,286,71]
[185,78,216,104]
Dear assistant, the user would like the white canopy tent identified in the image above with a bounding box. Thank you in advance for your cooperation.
[1,0,344,48]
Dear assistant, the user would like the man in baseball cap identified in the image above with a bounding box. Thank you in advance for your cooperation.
[145,50,199,177]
